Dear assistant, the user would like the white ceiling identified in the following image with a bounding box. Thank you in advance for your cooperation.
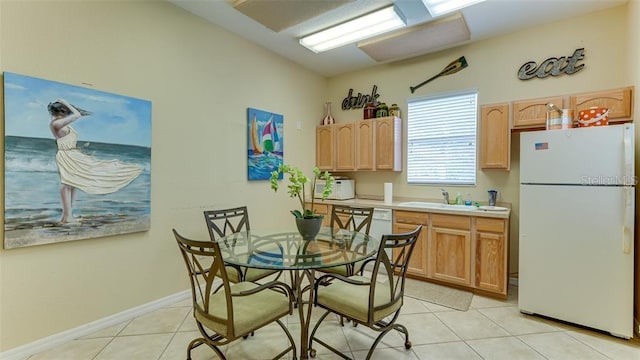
[167,0,628,77]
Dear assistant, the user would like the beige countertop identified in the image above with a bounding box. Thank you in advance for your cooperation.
[312,197,511,219]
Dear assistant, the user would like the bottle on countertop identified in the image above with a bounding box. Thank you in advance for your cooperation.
[464,193,472,206]
[455,192,463,205]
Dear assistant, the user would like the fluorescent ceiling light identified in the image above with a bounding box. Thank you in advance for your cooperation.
[422,0,486,17]
[299,6,406,53]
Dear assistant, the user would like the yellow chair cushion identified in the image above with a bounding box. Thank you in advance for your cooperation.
[316,275,402,324]
[195,282,290,338]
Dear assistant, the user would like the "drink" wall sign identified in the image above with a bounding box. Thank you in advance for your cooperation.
[518,48,585,80]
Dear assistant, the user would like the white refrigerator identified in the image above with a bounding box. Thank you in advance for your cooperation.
[519,124,635,339]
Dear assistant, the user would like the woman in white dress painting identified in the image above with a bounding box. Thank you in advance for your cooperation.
[48,98,142,224]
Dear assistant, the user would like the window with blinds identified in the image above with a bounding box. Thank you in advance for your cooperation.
[407,90,477,185]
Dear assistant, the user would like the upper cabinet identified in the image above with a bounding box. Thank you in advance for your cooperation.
[375,116,402,171]
[355,120,374,170]
[315,125,334,170]
[569,87,633,123]
[335,122,356,171]
[512,96,564,129]
[511,86,634,131]
[479,103,510,170]
[316,116,402,172]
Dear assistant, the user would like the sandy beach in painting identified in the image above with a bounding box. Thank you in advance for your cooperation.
[4,216,151,249]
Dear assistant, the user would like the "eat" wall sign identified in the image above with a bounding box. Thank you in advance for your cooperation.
[518,48,585,80]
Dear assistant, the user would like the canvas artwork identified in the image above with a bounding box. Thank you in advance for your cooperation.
[3,72,152,249]
[247,107,283,180]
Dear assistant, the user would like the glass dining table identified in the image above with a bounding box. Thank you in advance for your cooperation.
[214,226,380,360]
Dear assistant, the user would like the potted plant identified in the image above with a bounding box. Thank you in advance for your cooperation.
[270,164,334,239]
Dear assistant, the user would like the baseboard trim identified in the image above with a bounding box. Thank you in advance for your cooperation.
[0,290,190,360]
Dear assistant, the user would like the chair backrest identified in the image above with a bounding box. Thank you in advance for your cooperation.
[330,205,374,235]
[173,229,234,335]
[204,206,250,241]
[368,225,422,317]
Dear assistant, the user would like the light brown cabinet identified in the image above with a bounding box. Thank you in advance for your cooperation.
[335,123,355,171]
[316,116,402,172]
[569,86,633,123]
[375,116,402,171]
[512,96,563,129]
[392,209,509,298]
[479,103,510,170]
[307,203,331,226]
[429,214,471,286]
[393,211,428,277]
[355,120,374,170]
[315,125,334,170]
[475,218,508,295]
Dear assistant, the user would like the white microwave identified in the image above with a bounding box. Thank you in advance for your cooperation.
[314,179,355,200]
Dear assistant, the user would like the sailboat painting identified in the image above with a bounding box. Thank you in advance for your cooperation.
[247,107,284,181]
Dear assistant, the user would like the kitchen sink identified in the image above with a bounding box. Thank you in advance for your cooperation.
[397,202,476,211]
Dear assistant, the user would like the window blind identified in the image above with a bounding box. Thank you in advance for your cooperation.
[407,90,477,185]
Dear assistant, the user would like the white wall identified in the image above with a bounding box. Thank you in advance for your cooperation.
[0,0,326,350]
[325,5,631,277]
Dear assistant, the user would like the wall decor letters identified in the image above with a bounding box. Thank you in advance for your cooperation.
[518,48,585,80]
[341,85,380,110]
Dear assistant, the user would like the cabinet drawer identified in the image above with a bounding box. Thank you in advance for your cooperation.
[432,214,470,230]
[476,218,505,233]
[394,210,428,225]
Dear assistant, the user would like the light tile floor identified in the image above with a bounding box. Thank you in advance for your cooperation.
[26,285,640,360]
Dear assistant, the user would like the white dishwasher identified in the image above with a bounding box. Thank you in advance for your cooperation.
[369,208,393,240]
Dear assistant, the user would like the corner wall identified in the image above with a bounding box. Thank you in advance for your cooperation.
[0,0,326,350]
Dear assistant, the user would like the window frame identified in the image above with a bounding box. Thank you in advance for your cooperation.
[405,88,478,186]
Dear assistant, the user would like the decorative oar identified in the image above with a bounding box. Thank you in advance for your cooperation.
[410,56,468,93]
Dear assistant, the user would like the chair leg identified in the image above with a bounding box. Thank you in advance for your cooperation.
[393,323,412,349]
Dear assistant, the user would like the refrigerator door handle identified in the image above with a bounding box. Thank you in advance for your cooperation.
[623,186,633,254]
[623,125,634,184]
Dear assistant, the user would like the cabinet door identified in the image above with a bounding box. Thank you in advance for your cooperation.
[479,103,510,170]
[375,117,402,171]
[335,122,355,170]
[356,120,374,170]
[315,125,334,170]
[476,231,506,293]
[393,222,428,277]
[475,217,507,295]
[569,87,633,123]
[429,214,471,285]
[512,96,563,129]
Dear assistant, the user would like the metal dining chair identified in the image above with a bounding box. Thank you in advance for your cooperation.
[173,229,296,360]
[309,225,423,359]
[203,206,280,283]
[319,204,374,277]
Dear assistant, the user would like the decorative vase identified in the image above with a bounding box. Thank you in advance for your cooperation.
[296,217,323,240]
[321,102,335,125]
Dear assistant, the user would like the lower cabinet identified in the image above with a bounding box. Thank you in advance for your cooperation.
[430,214,471,286]
[475,218,507,294]
[393,211,428,277]
[307,203,331,226]
[393,209,509,298]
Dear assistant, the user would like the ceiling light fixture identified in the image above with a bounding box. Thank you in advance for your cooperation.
[422,0,486,17]
[299,5,406,53]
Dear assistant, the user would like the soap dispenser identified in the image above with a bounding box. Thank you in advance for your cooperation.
[455,192,463,205]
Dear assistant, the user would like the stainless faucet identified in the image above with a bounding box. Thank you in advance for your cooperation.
[440,189,449,204]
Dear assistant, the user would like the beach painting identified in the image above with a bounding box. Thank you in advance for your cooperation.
[247,107,283,181]
[3,72,152,249]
